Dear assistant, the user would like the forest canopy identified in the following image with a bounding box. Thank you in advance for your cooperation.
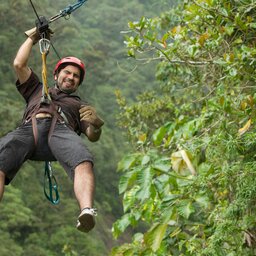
[1,0,256,256]
[111,0,256,255]
[0,0,163,255]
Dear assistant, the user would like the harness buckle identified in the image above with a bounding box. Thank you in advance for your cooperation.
[40,94,51,105]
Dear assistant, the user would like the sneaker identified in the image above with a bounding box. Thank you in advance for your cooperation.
[76,207,97,233]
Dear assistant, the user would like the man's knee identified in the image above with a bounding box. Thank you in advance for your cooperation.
[0,170,6,201]
[74,162,94,179]
[0,170,5,180]
[76,161,93,170]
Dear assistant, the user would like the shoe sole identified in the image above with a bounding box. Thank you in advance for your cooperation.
[77,213,95,233]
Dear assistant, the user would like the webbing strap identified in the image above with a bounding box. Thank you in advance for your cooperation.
[39,39,51,104]
[42,52,48,95]
[44,161,60,205]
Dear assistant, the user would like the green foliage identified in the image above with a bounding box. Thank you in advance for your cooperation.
[112,0,256,255]
[0,0,163,255]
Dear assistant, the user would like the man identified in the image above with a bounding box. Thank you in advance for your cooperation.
[0,31,104,233]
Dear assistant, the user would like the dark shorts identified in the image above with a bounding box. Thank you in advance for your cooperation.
[0,118,94,185]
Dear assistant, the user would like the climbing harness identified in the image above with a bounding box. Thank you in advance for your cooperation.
[28,0,88,205]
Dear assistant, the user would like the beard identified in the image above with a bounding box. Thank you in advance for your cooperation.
[59,87,76,94]
[55,79,77,94]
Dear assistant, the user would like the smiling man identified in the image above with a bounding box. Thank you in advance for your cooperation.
[54,59,82,94]
[0,31,104,233]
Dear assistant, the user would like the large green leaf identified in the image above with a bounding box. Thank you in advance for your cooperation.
[122,186,140,213]
[112,213,133,239]
[118,170,137,194]
[117,154,139,172]
[177,200,195,219]
[144,223,168,252]
[152,160,171,174]
[152,125,167,146]
[136,166,154,201]
[154,174,170,199]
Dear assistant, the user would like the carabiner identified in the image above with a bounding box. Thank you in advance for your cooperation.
[39,38,51,54]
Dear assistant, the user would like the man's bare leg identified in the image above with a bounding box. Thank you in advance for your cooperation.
[0,171,5,202]
[74,161,96,233]
[74,161,95,210]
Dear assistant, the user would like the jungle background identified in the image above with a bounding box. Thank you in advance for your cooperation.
[1,0,256,255]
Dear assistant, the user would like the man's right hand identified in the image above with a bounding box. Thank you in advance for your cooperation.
[25,27,40,45]
[25,16,53,45]
[35,16,51,37]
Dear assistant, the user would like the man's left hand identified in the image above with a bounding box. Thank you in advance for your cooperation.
[79,105,104,129]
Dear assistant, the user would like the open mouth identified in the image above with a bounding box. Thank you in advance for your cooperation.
[63,80,74,87]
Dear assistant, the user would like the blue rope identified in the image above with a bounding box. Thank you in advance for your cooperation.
[44,161,60,205]
[59,0,88,17]
[49,0,88,23]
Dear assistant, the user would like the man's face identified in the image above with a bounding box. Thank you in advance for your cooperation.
[55,65,81,94]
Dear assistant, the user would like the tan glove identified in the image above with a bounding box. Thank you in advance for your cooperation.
[25,27,40,44]
[25,27,53,45]
[79,105,104,129]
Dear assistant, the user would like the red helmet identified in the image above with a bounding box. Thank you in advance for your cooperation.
[53,56,85,85]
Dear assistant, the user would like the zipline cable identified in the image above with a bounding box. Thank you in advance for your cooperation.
[28,0,41,24]
[50,43,62,60]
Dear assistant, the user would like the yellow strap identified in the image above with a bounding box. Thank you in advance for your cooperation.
[41,52,49,97]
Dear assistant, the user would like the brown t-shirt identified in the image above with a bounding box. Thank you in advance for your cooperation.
[16,70,89,134]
